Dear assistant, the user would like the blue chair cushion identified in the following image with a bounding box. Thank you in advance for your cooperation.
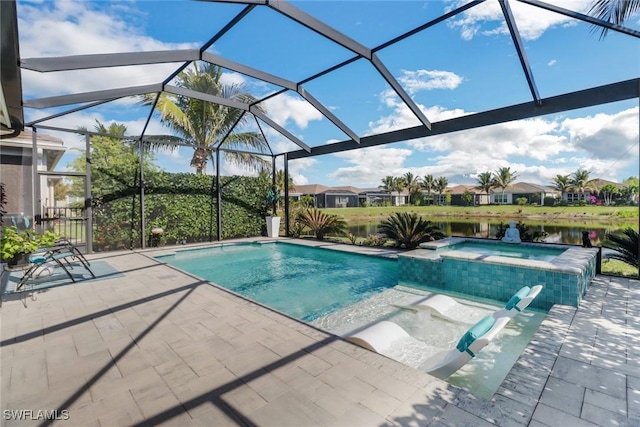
[29,255,48,265]
[505,286,531,311]
[456,316,495,356]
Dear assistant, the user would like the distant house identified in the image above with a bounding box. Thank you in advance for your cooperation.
[291,184,361,208]
[564,178,625,204]
[318,186,361,208]
[359,188,408,206]
[447,185,490,206]
[291,184,410,207]
[289,184,328,207]
[491,182,559,205]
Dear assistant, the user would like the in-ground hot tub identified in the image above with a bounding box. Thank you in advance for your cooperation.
[398,237,598,310]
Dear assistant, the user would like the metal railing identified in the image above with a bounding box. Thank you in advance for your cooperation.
[36,207,86,250]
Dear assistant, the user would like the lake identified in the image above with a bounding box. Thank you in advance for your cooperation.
[344,219,632,246]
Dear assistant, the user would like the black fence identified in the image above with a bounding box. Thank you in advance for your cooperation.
[37,206,86,249]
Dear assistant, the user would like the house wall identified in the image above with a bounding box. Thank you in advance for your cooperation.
[0,147,34,217]
[324,195,358,208]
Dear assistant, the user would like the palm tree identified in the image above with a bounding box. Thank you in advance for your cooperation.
[551,174,571,203]
[589,0,640,38]
[493,167,518,205]
[142,63,269,174]
[475,172,494,204]
[569,169,594,202]
[378,212,445,249]
[421,174,435,205]
[379,175,404,205]
[402,172,421,205]
[434,176,449,205]
[603,228,639,270]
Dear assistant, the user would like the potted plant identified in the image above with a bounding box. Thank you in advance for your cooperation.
[265,186,281,238]
[0,226,59,268]
[1,226,40,267]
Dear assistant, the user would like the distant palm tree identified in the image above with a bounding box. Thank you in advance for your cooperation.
[475,171,494,203]
[378,212,445,249]
[569,169,595,202]
[589,0,640,38]
[142,63,269,174]
[421,174,435,205]
[434,176,449,205]
[603,228,639,271]
[551,174,571,203]
[402,172,421,205]
[379,175,404,205]
[493,167,518,205]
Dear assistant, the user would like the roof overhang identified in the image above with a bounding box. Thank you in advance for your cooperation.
[0,0,24,138]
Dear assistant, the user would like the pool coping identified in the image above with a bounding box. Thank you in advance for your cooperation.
[416,237,599,275]
[1,240,638,425]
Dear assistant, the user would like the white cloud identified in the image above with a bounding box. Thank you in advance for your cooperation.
[447,1,589,41]
[561,107,639,160]
[220,72,247,87]
[548,59,557,66]
[408,117,569,161]
[18,1,197,98]
[329,147,413,186]
[368,89,468,134]
[260,93,323,130]
[288,158,317,185]
[397,69,463,94]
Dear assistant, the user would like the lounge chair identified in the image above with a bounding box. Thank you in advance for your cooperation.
[396,285,543,324]
[16,239,95,290]
[346,315,510,380]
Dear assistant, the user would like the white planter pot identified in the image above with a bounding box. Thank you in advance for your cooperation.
[266,216,281,238]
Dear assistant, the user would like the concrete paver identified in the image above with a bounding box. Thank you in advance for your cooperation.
[1,241,638,426]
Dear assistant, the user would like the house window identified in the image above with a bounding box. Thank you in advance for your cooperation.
[567,193,585,202]
[493,195,508,203]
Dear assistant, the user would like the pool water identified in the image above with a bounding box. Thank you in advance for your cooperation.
[157,242,397,321]
[313,285,546,399]
[447,241,564,261]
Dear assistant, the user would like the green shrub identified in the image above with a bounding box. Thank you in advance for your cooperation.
[296,208,347,240]
[516,197,528,205]
[378,212,446,249]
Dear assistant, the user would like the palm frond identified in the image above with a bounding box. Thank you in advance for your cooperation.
[589,0,640,38]
[297,208,347,240]
[378,212,445,249]
[603,228,639,268]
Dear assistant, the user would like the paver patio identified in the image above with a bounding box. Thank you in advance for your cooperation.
[1,240,638,426]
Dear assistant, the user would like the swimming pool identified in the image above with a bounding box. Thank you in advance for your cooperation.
[157,242,397,321]
[157,240,546,398]
[446,241,564,261]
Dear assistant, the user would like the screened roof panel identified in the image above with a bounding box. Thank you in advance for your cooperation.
[210,5,356,82]
[301,58,417,137]
[21,63,183,101]
[290,1,446,48]
[2,0,638,187]
[375,15,534,115]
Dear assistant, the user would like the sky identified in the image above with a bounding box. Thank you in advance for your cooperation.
[16,0,640,189]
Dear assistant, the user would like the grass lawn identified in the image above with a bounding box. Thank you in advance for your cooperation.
[601,259,639,278]
[322,205,639,223]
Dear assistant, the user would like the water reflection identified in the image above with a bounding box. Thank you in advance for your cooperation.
[344,220,624,246]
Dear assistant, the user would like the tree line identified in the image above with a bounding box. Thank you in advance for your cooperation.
[378,167,639,206]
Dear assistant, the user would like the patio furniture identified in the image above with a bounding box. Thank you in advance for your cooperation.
[345,315,511,380]
[16,239,95,291]
[395,285,543,324]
